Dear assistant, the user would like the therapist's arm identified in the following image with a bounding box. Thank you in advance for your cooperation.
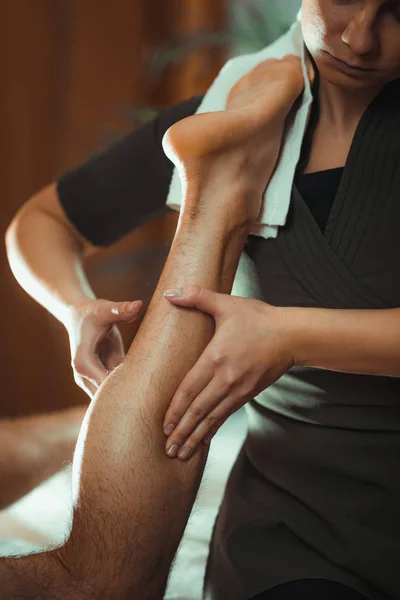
[5,184,99,325]
[288,306,400,377]
[6,183,145,396]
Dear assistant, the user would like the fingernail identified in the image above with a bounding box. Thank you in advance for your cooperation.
[164,289,182,298]
[128,301,142,312]
[164,423,175,436]
[111,307,120,315]
[178,446,192,461]
[167,444,179,458]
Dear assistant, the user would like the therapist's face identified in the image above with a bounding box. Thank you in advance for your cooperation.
[301,0,400,89]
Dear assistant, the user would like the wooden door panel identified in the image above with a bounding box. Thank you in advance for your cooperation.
[0,0,228,418]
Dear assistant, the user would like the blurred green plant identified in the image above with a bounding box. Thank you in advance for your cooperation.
[147,30,233,79]
[124,0,300,127]
[232,0,300,54]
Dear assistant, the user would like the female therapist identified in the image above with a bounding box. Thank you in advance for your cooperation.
[6,1,400,598]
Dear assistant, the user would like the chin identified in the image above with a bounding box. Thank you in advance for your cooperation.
[319,65,373,89]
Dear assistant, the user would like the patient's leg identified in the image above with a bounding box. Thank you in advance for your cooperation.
[54,58,304,599]
[0,407,85,510]
[59,183,250,600]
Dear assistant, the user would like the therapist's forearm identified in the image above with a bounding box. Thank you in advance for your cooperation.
[288,306,400,377]
[5,184,97,325]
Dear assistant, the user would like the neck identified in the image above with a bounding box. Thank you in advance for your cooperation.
[318,77,383,132]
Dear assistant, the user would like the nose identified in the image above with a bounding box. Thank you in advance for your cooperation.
[341,10,379,56]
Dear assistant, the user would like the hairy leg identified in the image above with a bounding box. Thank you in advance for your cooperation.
[0,57,304,600]
[0,407,85,510]
[59,201,250,599]
[57,59,304,599]
[0,207,246,600]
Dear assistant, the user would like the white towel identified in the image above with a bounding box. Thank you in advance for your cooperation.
[166,15,314,240]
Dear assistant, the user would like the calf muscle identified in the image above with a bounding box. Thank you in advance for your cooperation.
[2,120,267,599]
[1,189,253,598]
[57,216,250,598]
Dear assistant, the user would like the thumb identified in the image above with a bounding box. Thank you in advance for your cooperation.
[163,285,223,318]
[74,344,109,388]
[101,300,143,325]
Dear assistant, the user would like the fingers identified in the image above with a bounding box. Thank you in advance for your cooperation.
[165,379,223,457]
[166,395,236,461]
[164,285,223,318]
[164,359,241,459]
[69,298,142,397]
[163,353,214,436]
[72,343,109,389]
[98,326,125,372]
[203,415,229,445]
[74,373,98,399]
[101,300,143,325]
[74,328,124,396]
[281,54,301,66]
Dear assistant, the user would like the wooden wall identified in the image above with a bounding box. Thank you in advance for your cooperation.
[0,0,228,417]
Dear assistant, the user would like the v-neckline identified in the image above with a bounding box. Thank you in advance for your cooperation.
[296,79,399,253]
[300,93,378,244]
[274,79,400,310]
[276,184,390,309]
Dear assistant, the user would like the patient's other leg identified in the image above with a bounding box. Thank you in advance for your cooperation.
[0,407,85,510]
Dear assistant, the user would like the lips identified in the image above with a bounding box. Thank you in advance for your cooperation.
[327,52,376,76]
[332,55,374,73]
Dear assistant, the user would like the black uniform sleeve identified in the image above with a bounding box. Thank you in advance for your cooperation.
[57,95,204,246]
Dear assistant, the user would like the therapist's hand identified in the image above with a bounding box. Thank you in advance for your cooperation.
[163,286,294,460]
[67,298,143,398]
